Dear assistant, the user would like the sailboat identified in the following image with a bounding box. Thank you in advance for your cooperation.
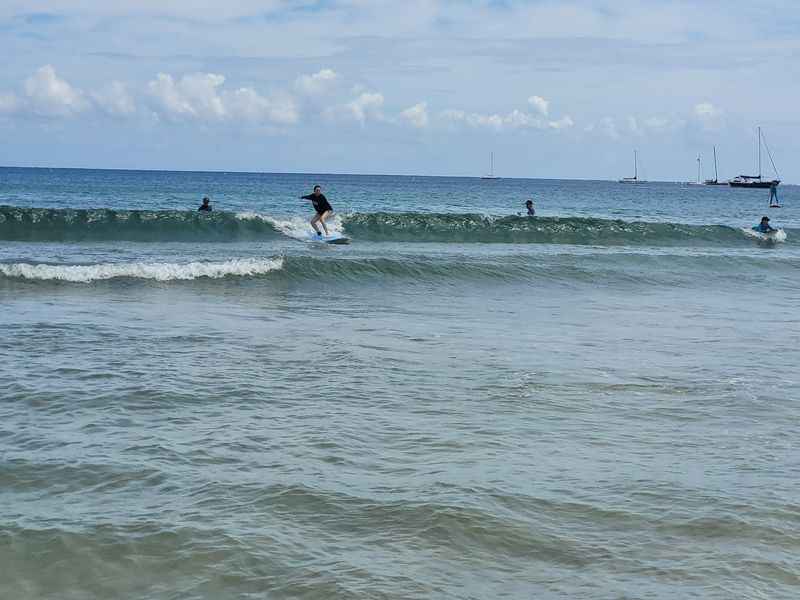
[729,127,780,188]
[619,150,645,183]
[481,152,500,180]
[688,154,703,185]
[703,146,726,185]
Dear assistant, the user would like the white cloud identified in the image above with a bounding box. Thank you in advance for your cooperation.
[548,115,574,130]
[92,81,136,117]
[528,95,549,117]
[350,92,385,123]
[147,72,297,125]
[294,69,338,96]
[225,88,298,125]
[588,114,676,138]
[3,66,300,127]
[24,65,89,118]
[148,72,227,120]
[586,114,673,138]
[693,102,719,118]
[400,102,428,128]
[440,106,572,132]
[332,91,384,125]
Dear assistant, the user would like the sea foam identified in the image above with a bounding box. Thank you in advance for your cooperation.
[0,258,284,283]
[236,211,344,241]
[741,227,788,243]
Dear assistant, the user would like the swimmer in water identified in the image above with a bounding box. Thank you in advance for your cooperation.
[752,216,776,233]
[525,199,535,216]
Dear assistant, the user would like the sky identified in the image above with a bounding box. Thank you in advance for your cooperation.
[1,0,799,181]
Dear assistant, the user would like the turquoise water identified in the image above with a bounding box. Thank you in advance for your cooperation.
[1,167,799,599]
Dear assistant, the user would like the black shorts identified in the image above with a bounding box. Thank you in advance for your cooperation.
[315,202,332,215]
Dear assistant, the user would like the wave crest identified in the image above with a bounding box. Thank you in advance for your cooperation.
[341,212,769,245]
[0,206,791,246]
[5,254,796,287]
[0,258,284,282]
[0,206,282,242]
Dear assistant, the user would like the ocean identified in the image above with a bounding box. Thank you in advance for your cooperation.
[1,167,799,599]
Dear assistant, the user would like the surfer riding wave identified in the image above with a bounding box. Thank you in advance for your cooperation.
[300,185,333,237]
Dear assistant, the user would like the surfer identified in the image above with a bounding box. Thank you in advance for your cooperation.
[300,185,333,236]
[769,183,780,208]
[525,199,535,217]
[198,197,212,211]
[753,216,776,234]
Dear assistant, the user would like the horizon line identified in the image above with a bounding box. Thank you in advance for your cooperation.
[1,164,794,186]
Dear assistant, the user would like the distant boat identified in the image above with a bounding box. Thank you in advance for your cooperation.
[619,150,645,183]
[687,154,704,186]
[481,152,500,180]
[703,146,726,185]
[729,127,780,189]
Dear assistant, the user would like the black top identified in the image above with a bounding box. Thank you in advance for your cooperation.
[302,193,333,214]
[198,204,212,211]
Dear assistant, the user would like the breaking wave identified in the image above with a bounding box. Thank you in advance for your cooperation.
[0,206,792,246]
[341,213,790,245]
[0,258,284,283]
[0,206,282,242]
[3,254,798,286]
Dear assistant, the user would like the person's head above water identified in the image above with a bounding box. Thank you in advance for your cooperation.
[525,200,533,207]
[313,185,322,195]
[761,216,770,223]
[202,197,210,206]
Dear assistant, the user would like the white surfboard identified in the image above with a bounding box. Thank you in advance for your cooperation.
[307,231,351,245]
[746,228,787,244]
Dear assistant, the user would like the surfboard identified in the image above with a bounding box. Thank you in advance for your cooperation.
[307,231,351,245]
[748,228,787,244]
[324,236,351,245]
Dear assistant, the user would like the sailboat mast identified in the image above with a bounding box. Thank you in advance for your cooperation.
[713,146,718,182]
[634,150,638,180]
[697,155,701,184]
[758,126,762,178]
[490,152,494,177]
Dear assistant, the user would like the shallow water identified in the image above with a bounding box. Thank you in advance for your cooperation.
[1,167,799,599]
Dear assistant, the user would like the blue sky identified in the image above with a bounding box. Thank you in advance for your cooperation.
[1,0,799,181]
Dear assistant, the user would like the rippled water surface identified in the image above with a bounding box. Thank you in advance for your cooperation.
[1,168,799,599]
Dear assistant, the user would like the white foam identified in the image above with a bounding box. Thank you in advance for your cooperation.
[742,227,787,243]
[234,211,273,222]
[0,258,284,283]
[236,211,343,241]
